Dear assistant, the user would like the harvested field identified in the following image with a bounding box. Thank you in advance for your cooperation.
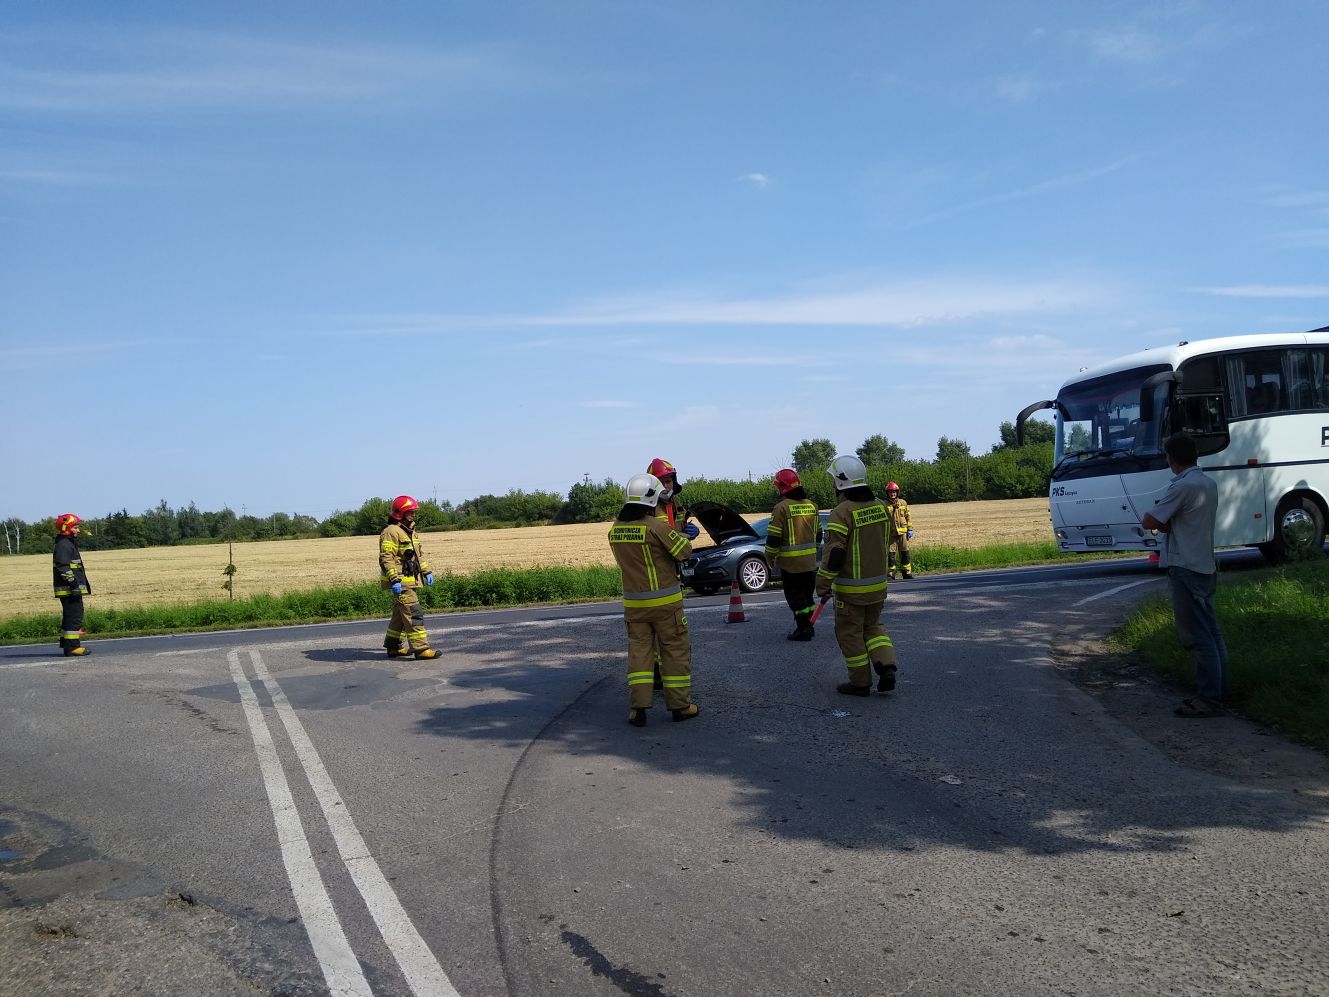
[0,496,1050,620]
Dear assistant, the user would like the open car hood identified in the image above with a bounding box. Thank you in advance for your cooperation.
[689,501,761,545]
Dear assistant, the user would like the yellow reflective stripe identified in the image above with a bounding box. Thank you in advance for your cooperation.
[627,671,655,685]
[669,536,688,557]
[623,590,684,609]
[845,653,870,667]
[779,544,816,555]
[766,525,785,536]
[381,540,399,551]
[661,676,691,687]
[817,568,836,579]
[833,578,888,595]
[867,635,894,651]
[826,521,849,536]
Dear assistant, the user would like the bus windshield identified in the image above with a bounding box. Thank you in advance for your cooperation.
[1055,364,1170,465]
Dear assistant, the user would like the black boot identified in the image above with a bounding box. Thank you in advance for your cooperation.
[836,682,870,697]
[786,625,814,642]
[873,662,897,692]
[628,708,649,727]
[671,704,700,722]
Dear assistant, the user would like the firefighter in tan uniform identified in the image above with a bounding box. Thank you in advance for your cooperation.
[379,495,441,660]
[645,457,699,687]
[609,473,699,727]
[52,513,91,656]
[884,481,914,579]
[764,469,821,641]
[816,456,898,696]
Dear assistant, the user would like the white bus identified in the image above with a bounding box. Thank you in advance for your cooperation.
[1017,327,1329,563]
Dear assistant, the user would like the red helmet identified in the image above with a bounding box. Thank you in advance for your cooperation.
[885,481,900,494]
[390,495,419,521]
[56,513,82,535]
[646,457,676,482]
[773,469,801,494]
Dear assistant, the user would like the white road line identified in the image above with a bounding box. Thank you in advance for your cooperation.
[225,650,373,997]
[1071,577,1160,606]
[248,649,461,997]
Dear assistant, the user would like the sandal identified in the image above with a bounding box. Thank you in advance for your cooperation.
[1173,698,1223,718]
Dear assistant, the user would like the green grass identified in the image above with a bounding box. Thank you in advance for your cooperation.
[0,566,624,643]
[1110,558,1329,751]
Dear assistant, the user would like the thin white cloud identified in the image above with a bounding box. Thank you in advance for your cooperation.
[529,276,1104,328]
[649,354,831,368]
[0,29,530,113]
[1088,26,1165,63]
[739,172,771,189]
[1196,284,1329,299]
[993,75,1045,103]
[903,154,1144,229]
[578,400,634,409]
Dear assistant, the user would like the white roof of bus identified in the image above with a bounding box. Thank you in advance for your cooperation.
[1060,329,1329,390]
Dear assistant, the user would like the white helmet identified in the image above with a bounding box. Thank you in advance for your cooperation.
[624,473,664,508]
[827,454,868,491]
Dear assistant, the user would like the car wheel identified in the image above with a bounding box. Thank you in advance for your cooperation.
[691,584,721,596]
[1261,496,1326,563]
[736,555,769,593]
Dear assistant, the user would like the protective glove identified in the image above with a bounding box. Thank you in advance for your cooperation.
[391,581,404,597]
[683,523,700,540]
[424,573,434,586]
[907,530,915,540]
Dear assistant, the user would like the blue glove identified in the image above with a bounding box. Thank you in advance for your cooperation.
[907,530,915,540]
[683,523,700,540]
[424,573,434,586]
[391,581,403,596]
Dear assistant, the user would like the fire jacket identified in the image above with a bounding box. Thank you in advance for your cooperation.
[52,535,91,597]
[379,522,432,590]
[609,516,693,612]
[818,497,890,604]
[763,497,820,574]
[887,497,912,536]
[655,497,689,532]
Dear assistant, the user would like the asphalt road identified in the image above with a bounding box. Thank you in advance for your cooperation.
[2,555,1327,996]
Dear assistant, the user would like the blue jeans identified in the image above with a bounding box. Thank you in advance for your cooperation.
[1168,567,1228,703]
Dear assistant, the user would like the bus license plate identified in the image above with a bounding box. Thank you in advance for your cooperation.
[1086,536,1113,547]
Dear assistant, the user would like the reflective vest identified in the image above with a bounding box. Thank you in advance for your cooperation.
[52,535,91,597]
[379,522,431,589]
[764,498,819,574]
[818,497,890,603]
[609,516,692,612]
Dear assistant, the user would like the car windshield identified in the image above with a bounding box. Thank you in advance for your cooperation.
[751,518,769,539]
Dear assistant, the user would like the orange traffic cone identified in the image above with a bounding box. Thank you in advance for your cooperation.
[725,580,747,624]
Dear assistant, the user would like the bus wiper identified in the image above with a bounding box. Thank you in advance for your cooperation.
[1053,449,1097,471]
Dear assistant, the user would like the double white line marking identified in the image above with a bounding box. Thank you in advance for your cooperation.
[227,649,459,997]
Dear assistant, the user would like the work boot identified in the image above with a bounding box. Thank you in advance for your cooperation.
[786,626,814,642]
[413,648,441,660]
[628,708,649,728]
[901,571,913,580]
[386,647,412,659]
[836,682,870,697]
[873,662,897,693]
[63,646,89,657]
[671,704,700,723]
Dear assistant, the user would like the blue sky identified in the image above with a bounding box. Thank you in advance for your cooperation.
[3,1,1327,522]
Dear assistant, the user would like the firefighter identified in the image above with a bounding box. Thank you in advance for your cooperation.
[379,495,441,660]
[609,473,699,727]
[816,456,898,696]
[764,468,820,640]
[645,458,700,688]
[884,481,914,579]
[52,513,91,656]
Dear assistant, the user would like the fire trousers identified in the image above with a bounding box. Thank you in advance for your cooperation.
[888,533,911,575]
[384,588,431,652]
[780,569,818,630]
[58,595,85,651]
[626,603,692,710]
[832,598,895,688]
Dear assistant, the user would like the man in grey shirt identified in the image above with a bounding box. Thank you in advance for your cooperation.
[1142,433,1228,717]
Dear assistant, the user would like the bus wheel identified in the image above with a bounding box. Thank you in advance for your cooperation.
[1262,496,1326,563]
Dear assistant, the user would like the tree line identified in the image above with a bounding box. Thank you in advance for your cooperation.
[1,422,1054,554]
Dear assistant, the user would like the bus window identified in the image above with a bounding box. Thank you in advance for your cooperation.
[1224,352,1284,417]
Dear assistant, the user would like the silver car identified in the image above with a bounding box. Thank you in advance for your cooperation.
[681,500,829,595]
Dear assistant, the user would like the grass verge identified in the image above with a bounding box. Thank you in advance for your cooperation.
[0,566,623,643]
[1109,557,1329,751]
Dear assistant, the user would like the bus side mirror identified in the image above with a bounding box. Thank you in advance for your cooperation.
[1016,400,1060,446]
[1139,371,1182,423]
